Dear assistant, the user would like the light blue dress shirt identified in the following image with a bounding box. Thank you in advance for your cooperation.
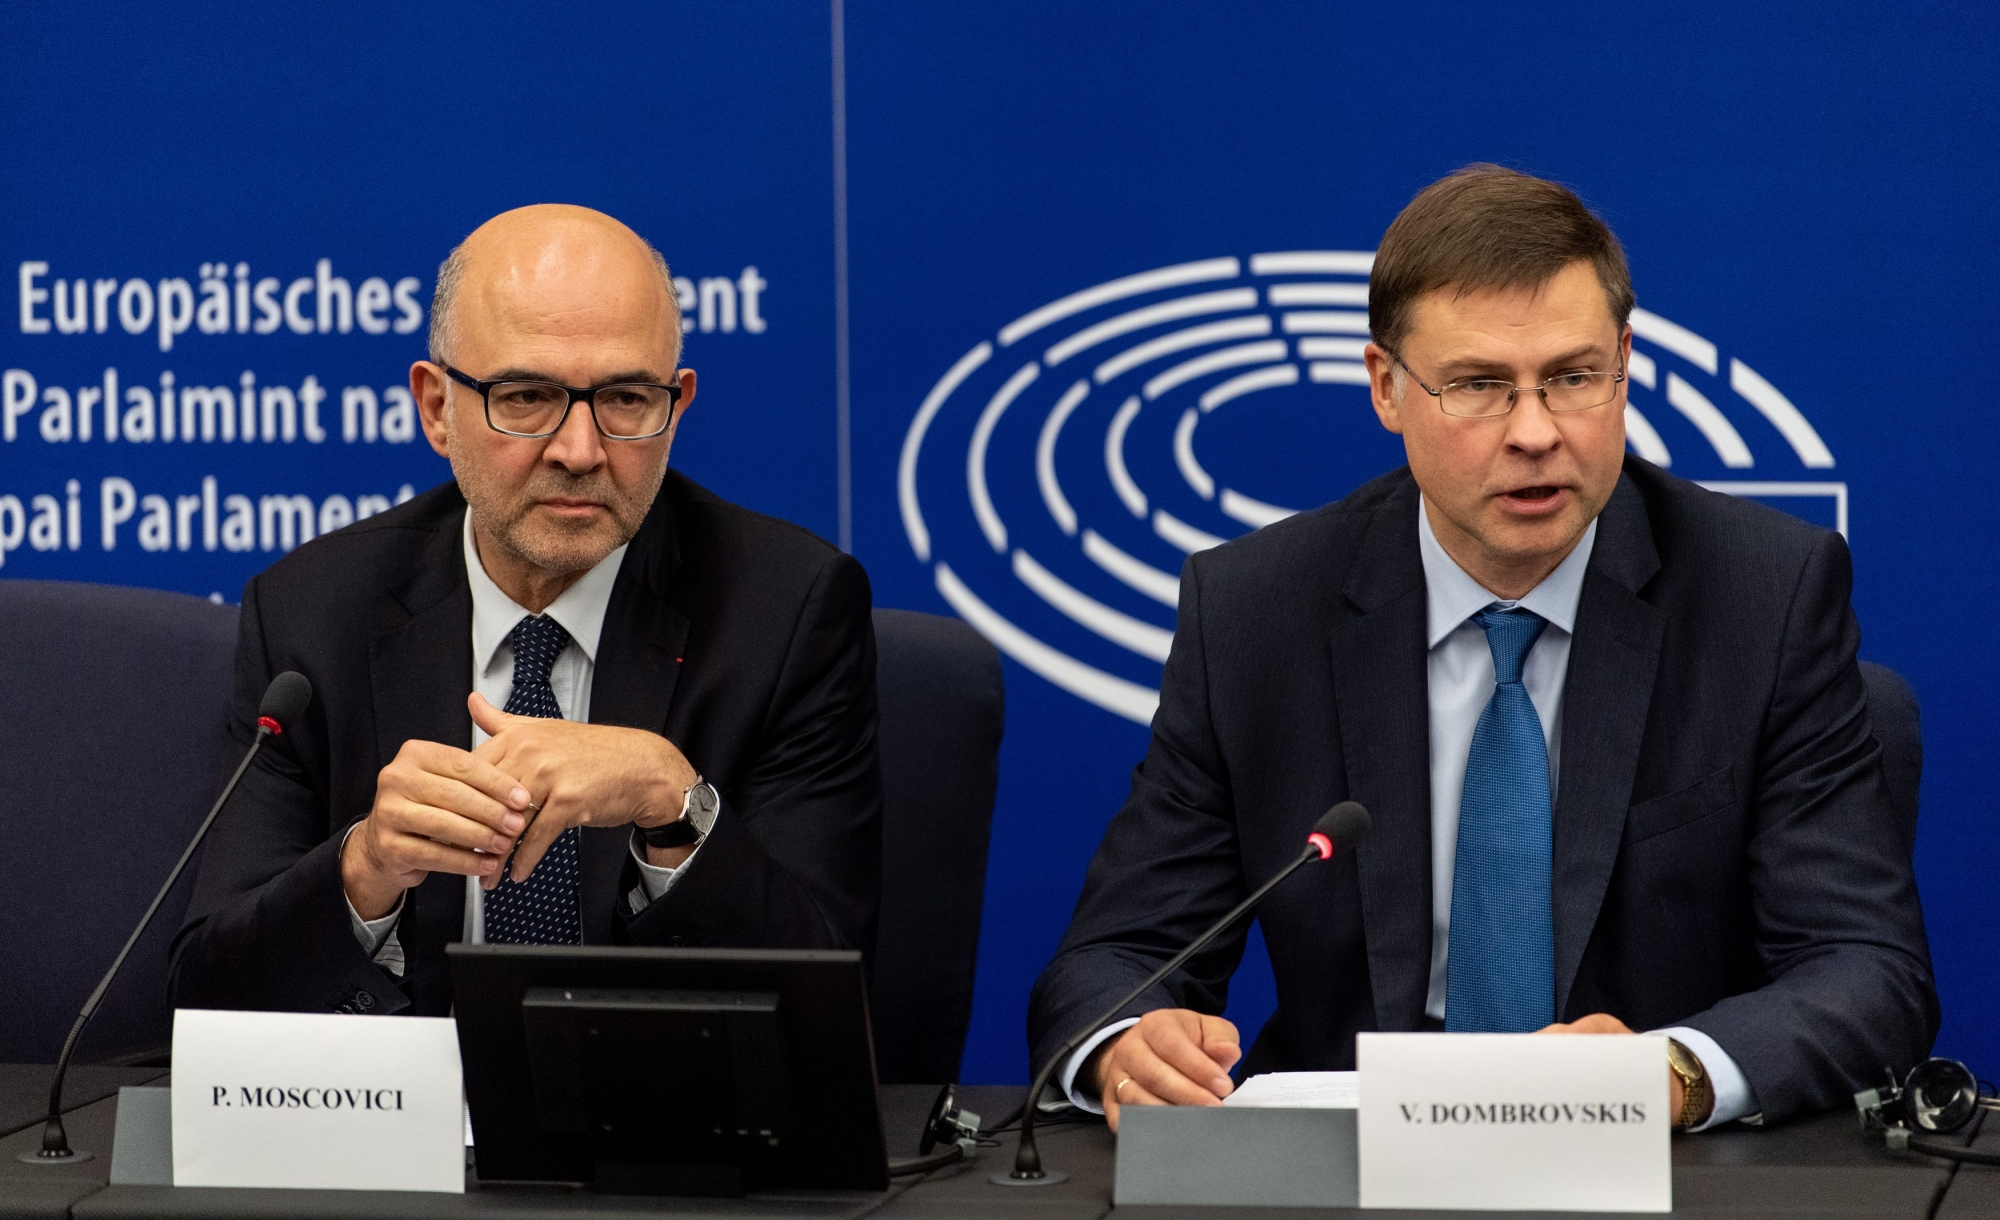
[1063,500,1756,1130]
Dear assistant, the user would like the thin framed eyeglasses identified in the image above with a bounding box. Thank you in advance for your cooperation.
[1389,352,1625,419]
[442,364,682,440]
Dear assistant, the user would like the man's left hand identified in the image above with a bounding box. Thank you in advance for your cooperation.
[1535,1012,1709,1129]
[468,692,700,883]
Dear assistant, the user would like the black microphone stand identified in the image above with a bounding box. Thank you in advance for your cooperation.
[993,838,1333,1186]
[20,720,280,1164]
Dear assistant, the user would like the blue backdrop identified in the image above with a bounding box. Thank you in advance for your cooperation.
[3,1,1993,1086]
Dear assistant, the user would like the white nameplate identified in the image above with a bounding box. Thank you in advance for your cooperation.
[171,1008,464,1193]
[1357,1032,1669,1212]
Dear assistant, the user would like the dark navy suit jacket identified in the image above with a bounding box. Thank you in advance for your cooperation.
[1030,458,1935,1123]
[172,470,883,1017]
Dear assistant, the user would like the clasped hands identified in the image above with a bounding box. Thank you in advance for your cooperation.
[340,692,698,920]
[1090,1009,1702,1132]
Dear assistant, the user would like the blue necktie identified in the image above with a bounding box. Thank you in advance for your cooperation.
[482,614,583,945]
[1445,606,1554,1032]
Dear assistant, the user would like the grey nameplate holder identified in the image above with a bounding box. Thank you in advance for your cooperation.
[1115,1106,1358,1207]
[108,1086,173,1186]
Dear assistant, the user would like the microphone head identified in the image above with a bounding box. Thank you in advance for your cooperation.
[256,671,312,734]
[1306,801,1371,860]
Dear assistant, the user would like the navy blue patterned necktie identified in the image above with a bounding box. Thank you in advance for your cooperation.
[1445,605,1554,1032]
[482,614,583,945]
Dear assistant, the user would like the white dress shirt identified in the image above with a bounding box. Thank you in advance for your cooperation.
[1062,500,1755,1130]
[346,509,703,972]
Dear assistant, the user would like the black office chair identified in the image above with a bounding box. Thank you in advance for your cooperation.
[868,608,1005,1084]
[1859,660,1922,857]
[0,580,238,1064]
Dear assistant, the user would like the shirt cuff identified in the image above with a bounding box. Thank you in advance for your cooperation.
[625,830,703,913]
[339,823,405,968]
[1657,1026,1758,1130]
[1059,1018,1141,1114]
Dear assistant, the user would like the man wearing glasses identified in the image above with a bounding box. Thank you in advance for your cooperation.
[173,205,882,1015]
[1032,167,1934,1132]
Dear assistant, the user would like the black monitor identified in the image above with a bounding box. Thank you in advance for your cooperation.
[448,944,888,1195]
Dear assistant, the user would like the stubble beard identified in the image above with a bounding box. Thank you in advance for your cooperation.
[446,408,667,578]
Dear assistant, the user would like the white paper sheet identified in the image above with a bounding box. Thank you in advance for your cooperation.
[1223,1070,1360,1108]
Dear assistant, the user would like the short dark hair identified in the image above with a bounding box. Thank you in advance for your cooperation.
[1368,164,1634,354]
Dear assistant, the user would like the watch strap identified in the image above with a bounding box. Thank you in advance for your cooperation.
[639,817,703,849]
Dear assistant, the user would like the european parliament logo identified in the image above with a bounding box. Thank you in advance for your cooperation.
[899,253,1842,724]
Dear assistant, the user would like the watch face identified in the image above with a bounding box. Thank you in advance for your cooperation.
[1666,1039,1703,1080]
[685,781,720,835]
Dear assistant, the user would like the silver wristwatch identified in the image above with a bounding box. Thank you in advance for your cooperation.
[638,778,719,849]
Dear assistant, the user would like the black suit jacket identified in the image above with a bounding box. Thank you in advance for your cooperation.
[172,471,883,1017]
[1030,458,1935,1123]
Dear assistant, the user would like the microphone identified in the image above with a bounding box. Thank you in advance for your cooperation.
[995,801,1371,1186]
[20,671,312,1165]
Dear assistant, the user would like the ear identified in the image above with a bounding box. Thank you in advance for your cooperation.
[411,360,452,459]
[1364,343,1406,435]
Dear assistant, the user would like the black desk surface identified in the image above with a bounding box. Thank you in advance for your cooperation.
[0,1066,168,1140]
[0,1073,1986,1220]
[1933,1111,1998,1219]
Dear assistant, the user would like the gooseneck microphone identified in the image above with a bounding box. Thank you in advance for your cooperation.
[995,801,1372,1186]
[21,671,312,1165]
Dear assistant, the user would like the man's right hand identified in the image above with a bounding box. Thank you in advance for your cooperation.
[1091,1008,1241,1131]
[340,740,533,919]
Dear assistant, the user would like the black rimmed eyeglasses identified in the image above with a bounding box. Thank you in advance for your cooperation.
[442,364,683,440]
[1387,351,1626,419]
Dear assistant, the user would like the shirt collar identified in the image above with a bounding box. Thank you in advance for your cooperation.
[1417,497,1597,649]
[463,507,629,674]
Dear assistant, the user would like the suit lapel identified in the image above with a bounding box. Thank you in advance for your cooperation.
[370,507,475,784]
[577,489,691,944]
[369,499,476,956]
[1329,476,1435,1032]
[1551,474,1664,1016]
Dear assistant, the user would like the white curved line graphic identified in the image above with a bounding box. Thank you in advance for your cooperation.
[1106,395,1148,517]
[1667,372,1754,468]
[1731,359,1834,468]
[1044,288,1258,367]
[1251,251,1375,275]
[1631,308,1718,375]
[915,254,1830,727]
[1309,361,1371,385]
[935,562,1159,725]
[1267,281,1369,307]
[1282,311,1369,335]
[1200,363,1298,412]
[1144,342,1289,400]
[1094,316,1272,385]
[1698,481,1848,538]
[969,361,1039,552]
[900,340,991,561]
[1000,257,1240,347]
[1082,528,1181,607]
[1627,348,1658,390]
[1154,508,1226,553]
[1013,549,1174,663]
[1219,488,1299,528]
[1624,404,1673,467]
[1036,378,1090,536]
[1175,408,1213,500]
[1297,336,1368,360]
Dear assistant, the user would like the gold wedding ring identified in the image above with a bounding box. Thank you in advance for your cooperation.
[1114,1076,1134,1102]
